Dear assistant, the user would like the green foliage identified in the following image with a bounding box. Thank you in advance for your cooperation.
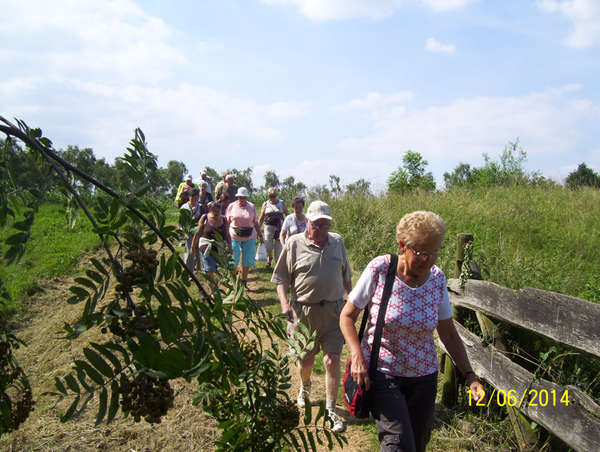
[565,163,600,189]
[387,150,436,194]
[263,170,280,191]
[443,139,552,190]
[0,117,344,450]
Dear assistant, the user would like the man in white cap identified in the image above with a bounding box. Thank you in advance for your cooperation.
[195,169,215,194]
[271,200,352,433]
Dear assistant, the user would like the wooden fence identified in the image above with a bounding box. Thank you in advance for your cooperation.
[439,236,600,452]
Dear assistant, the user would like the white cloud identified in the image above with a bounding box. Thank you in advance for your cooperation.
[0,0,185,85]
[421,0,478,12]
[261,0,476,21]
[332,91,414,111]
[425,38,456,53]
[266,102,311,118]
[334,88,596,183]
[197,38,224,53]
[536,0,600,47]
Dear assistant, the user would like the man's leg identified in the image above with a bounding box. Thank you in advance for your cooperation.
[297,356,314,408]
[323,352,341,406]
[324,352,345,433]
[298,356,315,383]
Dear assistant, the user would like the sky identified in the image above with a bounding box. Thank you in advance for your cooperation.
[1,0,599,191]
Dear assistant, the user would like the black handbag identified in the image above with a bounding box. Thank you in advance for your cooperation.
[343,254,398,418]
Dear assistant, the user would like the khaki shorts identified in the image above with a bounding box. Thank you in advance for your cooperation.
[287,299,345,358]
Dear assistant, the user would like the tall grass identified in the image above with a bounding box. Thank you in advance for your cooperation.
[330,185,600,302]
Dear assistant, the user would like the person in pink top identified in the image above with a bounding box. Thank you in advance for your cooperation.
[225,187,264,290]
[340,211,484,452]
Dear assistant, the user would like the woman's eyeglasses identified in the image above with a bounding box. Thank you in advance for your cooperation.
[407,245,438,260]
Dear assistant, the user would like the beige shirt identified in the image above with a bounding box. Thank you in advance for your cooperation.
[271,230,352,303]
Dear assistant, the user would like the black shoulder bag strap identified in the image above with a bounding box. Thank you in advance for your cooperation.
[356,254,398,381]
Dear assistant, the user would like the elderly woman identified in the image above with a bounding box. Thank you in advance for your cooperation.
[225,187,263,289]
[198,181,213,206]
[258,187,289,267]
[340,211,484,452]
[191,201,231,285]
[279,196,307,247]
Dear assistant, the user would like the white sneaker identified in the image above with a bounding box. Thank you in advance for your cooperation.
[297,381,311,408]
[328,409,346,433]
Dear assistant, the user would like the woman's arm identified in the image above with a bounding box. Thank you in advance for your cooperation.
[437,318,485,401]
[223,216,232,250]
[258,202,266,228]
[190,215,206,256]
[253,205,264,244]
[339,302,371,390]
[279,229,287,248]
[282,201,289,217]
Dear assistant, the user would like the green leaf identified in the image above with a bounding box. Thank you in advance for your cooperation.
[83,348,114,379]
[54,377,68,396]
[107,380,120,424]
[308,431,317,452]
[90,343,122,373]
[304,398,312,424]
[5,232,28,245]
[90,258,109,276]
[68,286,90,298]
[74,277,97,290]
[95,387,108,426]
[60,394,81,423]
[85,270,104,285]
[73,360,105,386]
[297,429,309,451]
[64,374,81,394]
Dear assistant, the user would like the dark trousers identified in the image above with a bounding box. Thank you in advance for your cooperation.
[370,370,438,452]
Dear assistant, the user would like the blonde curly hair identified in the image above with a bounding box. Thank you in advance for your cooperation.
[396,211,446,248]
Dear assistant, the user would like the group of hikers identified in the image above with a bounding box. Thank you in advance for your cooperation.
[176,170,483,452]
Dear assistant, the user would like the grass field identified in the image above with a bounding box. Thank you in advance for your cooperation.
[0,203,101,310]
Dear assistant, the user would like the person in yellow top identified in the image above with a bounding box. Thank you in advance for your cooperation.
[174,174,198,208]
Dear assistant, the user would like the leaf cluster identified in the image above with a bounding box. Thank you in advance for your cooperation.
[0,116,344,451]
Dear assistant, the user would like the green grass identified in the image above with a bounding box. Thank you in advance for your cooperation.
[0,203,101,309]
[331,185,600,302]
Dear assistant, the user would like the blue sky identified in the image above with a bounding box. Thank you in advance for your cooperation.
[1,0,599,191]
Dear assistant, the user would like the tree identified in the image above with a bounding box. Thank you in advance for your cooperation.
[281,176,307,200]
[0,117,343,450]
[264,170,280,191]
[565,163,600,189]
[329,175,341,198]
[443,139,549,190]
[228,167,254,193]
[165,160,187,187]
[345,178,371,197]
[388,150,436,194]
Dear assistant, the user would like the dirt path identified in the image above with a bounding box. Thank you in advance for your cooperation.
[0,262,378,451]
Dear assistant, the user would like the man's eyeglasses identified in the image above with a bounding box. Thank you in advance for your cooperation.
[407,245,438,260]
[309,221,330,231]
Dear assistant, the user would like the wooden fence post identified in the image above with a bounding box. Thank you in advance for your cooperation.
[441,233,474,406]
[445,233,540,450]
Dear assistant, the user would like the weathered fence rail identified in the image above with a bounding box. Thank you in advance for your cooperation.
[441,278,600,451]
